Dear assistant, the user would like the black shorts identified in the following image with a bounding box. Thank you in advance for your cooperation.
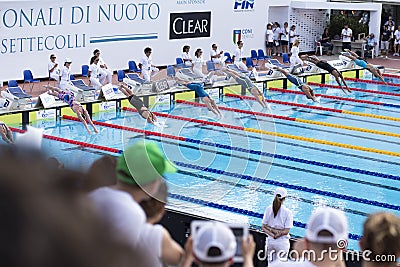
[267,42,274,48]
[316,61,337,74]
[280,40,289,46]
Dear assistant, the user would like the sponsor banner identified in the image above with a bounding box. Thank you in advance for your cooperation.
[176,0,207,5]
[233,0,255,12]
[99,101,116,111]
[206,88,220,99]
[169,12,211,40]
[233,29,241,44]
[0,0,267,80]
[155,94,171,106]
[36,109,56,120]
[233,28,254,44]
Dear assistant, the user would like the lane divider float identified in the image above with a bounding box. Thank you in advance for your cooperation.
[268,87,400,109]
[345,77,400,87]
[308,82,400,97]
[172,101,400,157]
[10,127,121,154]
[225,93,400,122]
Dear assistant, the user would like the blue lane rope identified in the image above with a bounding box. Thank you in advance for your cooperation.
[174,161,400,212]
[149,135,398,192]
[168,192,362,241]
[187,124,400,167]
[183,138,400,182]
[176,169,370,217]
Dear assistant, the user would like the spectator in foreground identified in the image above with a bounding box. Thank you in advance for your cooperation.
[181,222,256,267]
[272,207,348,267]
[360,212,400,267]
[89,141,185,266]
[0,145,147,267]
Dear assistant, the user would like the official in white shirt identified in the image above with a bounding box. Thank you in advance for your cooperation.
[48,54,60,84]
[139,47,159,83]
[210,43,224,67]
[262,187,293,264]
[341,24,352,51]
[59,58,73,90]
[88,56,103,90]
[93,49,112,84]
[193,48,205,78]
[181,45,193,67]
[232,41,247,71]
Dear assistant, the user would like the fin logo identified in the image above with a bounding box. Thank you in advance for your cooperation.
[233,0,254,12]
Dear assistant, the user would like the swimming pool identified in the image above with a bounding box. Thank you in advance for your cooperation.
[27,73,400,251]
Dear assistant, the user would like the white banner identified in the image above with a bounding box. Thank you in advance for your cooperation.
[0,0,267,80]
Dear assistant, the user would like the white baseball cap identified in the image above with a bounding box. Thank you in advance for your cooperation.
[193,222,237,263]
[274,187,288,200]
[305,207,348,244]
[64,58,72,64]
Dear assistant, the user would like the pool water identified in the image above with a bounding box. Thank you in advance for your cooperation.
[27,74,400,251]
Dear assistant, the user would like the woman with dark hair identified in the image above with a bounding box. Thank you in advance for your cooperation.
[193,48,205,78]
[262,187,293,264]
[182,45,193,67]
[360,212,400,267]
[321,28,334,55]
[88,56,102,90]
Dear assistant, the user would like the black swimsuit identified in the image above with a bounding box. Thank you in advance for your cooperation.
[128,95,154,120]
[128,95,146,115]
[316,61,337,74]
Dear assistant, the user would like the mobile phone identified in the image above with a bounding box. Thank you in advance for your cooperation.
[191,220,249,263]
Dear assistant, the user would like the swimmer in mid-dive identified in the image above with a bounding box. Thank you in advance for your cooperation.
[301,55,350,93]
[342,49,387,84]
[174,78,221,116]
[220,68,269,108]
[118,83,157,124]
[273,66,317,101]
[0,121,14,144]
[45,85,99,134]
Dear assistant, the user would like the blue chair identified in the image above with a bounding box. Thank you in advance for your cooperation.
[117,70,125,82]
[282,53,290,63]
[224,52,233,63]
[128,60,141,73]
[175,58,187,69]
[167,65,176,78]
[7,80,32,98]
[257,49,270,60]
[245,57,255,68]
[22,69,40,92]
[250,50,258,60]
[81,65,89,78]
[70,74,75,81]
[206,61,220,72]
[8,80,18,88]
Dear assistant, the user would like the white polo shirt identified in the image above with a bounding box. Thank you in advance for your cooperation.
[341,28,352,42]
[233,47,243,64]
[89,63,100,78]
[48,61,60,75]
[140,55,152,71]
[281,27,289,42]
[210,49,222,62]
[60,66,71,81]
[262,205,293,242]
